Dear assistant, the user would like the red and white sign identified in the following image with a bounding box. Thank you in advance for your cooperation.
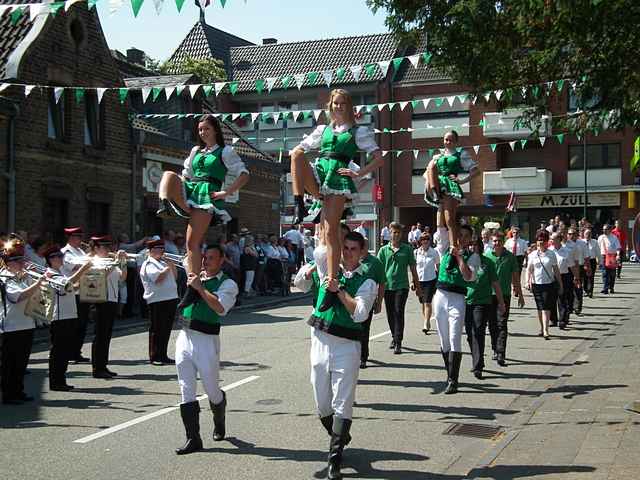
[373,184,384,203]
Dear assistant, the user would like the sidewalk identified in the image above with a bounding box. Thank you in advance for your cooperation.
[465,264,640,480]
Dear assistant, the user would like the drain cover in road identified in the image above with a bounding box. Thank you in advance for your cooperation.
[443,423,504,440]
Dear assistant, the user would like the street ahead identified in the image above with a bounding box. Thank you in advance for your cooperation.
[1,266,639,480]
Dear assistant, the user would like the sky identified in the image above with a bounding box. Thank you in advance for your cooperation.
[97,0,390,62]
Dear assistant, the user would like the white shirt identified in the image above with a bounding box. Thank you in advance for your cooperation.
[585,238,601,263]
[380,226,391,242]
[140,257,179,304]
[433,227,449,257]
[598,234,621,256]
[25,249,46,268]
[263,244,280,260]
[45,268,77,320]
[466,253,482,282]
[313,244,328,282]
[354,226,367,239]
[549,245,572,274]
[575,239,590,264]
[527,249,558,284]
[61,244,86,280]
[504,237,529,256]
[277,246,289,261]
[199,272,238,316]
[283,229,305,248]
[408,228,421,244]
[182,144,249,180]
[294,124,380,155]
[564,240,582,266]
[414,246,440,282]
[432,148,477,172]
[102,264,124,303]
[2,272,36,332]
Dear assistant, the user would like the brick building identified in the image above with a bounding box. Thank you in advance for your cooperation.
[0,2,132,242]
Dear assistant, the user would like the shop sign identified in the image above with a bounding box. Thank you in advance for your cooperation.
[373,184,384,203]
[518,192,620,209]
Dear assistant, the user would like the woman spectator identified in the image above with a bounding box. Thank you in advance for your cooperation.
[414,233,440,335]
[527,230,562,340]
[240,235,259,297]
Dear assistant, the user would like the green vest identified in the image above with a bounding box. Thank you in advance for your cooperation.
[436,151,464,176]
[308,269,368,341]
[192,146,227,189]
[182,273,229,334]
[319,125,358,161]
[437,251,473,294]
[466,255,498,305]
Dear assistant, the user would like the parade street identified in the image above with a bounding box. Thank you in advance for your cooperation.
[1,266,639,480]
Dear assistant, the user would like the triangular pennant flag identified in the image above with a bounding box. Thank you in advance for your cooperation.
[260,112,271,122]
[176,85,185,97]
[250,113,260,122]
[520,139,528,148]
[188,84,200,98]
[228,82,238,95]
[281,76,292,89]
[220,0,227,6]
[532,85,540,98]
[350,65,363,83]
[265,77,278,93]
[74,88,85,104]
[400,101,409,111]
[96,88,107,104]
[428,149,435,158]
[151,87,162,102]
[118,88,128,104]
[457,94,467,104]
[355,105,365,115]
[556,79,565,93]
[446,95,456,107]
[335,67,346,82]
[164,86,175,100]
[293,73,305,90]
[130,0,144,17]
[479,119,485,127]
[495,90,503,101]
[24,85,35,97]
[54,87,64,104]
[473,145,480,155]
[87,0,98,8]
[407,54,420,69]
[484,92,492,102]
[272,112,280,123]
[313,109,323,121]
[29,4,47,21]
[151,0,163,14]
[413,149,419,160]
[255,79,265,94]
[291,111,300,121]
[321,69,333,87]
[490,144,497,152]
[509,141,517,151]
[302,110,312,120]
[202,85,213,97]
[175,0,186,12]
[391,57,404,73]
[381,150,389,157]
[556,133,565,144]
[65,0,84,11]
[422,52,433,65]
[377,60,391,78]
[10,7,25,25]
[422,98,431,110]
[214,82,227,96]
[539,136,546,147]
[306,71,319,85]
[141,87,152,103]
[50,2,65,16]
[232,137,239,144]
[364,63,377,78]
[434,98,444,108]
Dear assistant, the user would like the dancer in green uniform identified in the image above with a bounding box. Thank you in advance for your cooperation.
[156,115,249,308]
[290,89,383,311]
[423,130,479,258]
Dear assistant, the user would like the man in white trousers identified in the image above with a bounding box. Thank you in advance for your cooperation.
[295,231,377,480]
[174,244,239,455]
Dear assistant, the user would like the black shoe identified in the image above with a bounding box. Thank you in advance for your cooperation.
[176,401,203,455]
[105,369,118,377]
[497,354,506,367]
[559,323,567,330]
[293,196,308,224]
[92,370,113,379]
[161,357,175,365]
[444,380,458,394]
[318,290,338,313]
[473,370,483,380]
[444,351,462,394]
[492,351,498,361]
[156,198,173,219]
[549,322,558,327]
[50,384,74,392]
[178,286,200,311]
[328,417,352,480]
[166,200,190,219]
[393,342,401,354]
[359,361,367,369]
[74,355,90,364]
[600,289,608,295]
[610,289,615,294]
[389,340,396,350]
[210,391,226,441]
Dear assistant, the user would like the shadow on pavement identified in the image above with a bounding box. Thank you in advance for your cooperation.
[356,401,518,421]
[467,464,596,479]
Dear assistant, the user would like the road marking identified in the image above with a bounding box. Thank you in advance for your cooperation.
[73,375,260,444]
[370,330,391,340]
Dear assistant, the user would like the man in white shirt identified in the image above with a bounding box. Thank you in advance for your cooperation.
[582,229,600,298]
[504,226,529,271]
[380,223,391,246]
[283,225,305,270]
[354,222,368,240]
[597,224,621,294]
[563,228,583,315]
[570,228,589,314]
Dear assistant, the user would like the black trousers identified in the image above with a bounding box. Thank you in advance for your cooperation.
[489,296,511,355]
[384,289,409,343]
[1,329,34,401]
[566,270,575,314]
[584,259,597,296]
[148,299,177,361]
[74,296,91,360]
[92,301,117,372]
[49,318,76,386]
[558,273,572,326]
[574,265,585,312]
[360,309,374,362]
[465,304,491,372]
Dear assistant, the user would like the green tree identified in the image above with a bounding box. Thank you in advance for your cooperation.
[367,0,640,133]
[160,56,227,84]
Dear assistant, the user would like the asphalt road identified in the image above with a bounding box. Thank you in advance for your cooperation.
[1,266,638,480]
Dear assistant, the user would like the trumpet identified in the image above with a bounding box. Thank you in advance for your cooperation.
[162,253,187,270]
[24,262,74,294]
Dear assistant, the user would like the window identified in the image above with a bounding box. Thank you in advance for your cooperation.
[84,92,105,148]
[412,151,431,175]
[412,94,470,139]
[48,90,66,140]
[43,198,68,243]
[568,90,600,113]
[87,201,110,234]
[569,143,621,169]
